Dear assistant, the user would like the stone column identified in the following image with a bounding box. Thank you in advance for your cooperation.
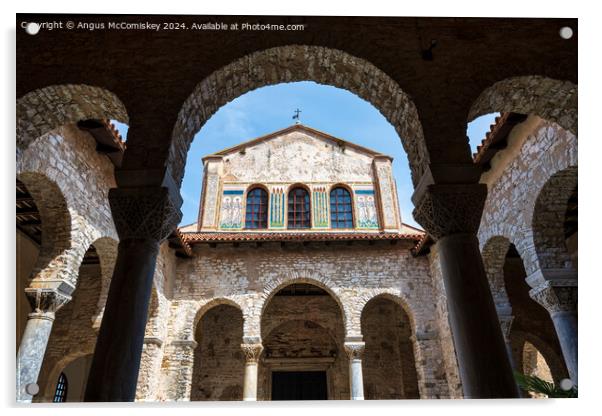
[530,281,578,384]
[84,187,181,402]
[17,286,71,402]
[413,180,519,398]
[241,343,263,401]
[344,341,365,400]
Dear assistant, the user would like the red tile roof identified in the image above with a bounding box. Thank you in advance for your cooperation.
[472,112,528,166]
[181,231,424,244]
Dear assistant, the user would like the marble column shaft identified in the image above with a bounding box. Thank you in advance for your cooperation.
[344,341,365,400]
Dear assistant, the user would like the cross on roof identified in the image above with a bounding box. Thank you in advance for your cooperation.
[292,108,302,124]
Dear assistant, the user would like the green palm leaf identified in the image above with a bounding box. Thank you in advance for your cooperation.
[514,371,577,398]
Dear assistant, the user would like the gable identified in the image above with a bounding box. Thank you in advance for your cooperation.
[220,129,376,183]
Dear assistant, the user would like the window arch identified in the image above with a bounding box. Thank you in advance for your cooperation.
[330,186,354,228]
[245,187,269,229]
[288,186,311,229]
[53,372,68,402]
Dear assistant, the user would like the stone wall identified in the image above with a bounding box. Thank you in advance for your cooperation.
[17,123,119,289]
[478,116,577,285]
[145,240,457,400]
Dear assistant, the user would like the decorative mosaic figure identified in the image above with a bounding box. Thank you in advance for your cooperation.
[220,190,244,229]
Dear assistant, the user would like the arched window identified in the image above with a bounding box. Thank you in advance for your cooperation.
[53,372,68,402]
[245,187,269,229]
[330,187,353,228]
[288,187,311,229]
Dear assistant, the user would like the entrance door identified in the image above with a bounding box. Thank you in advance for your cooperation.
[271,371,328,400]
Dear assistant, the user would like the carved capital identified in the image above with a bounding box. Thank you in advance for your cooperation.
[344,342,365,360]
[241,343,263,363]
[109,187,182,242]
[24,287,71,315]
[412,183,487,240]
[529,281,577,314]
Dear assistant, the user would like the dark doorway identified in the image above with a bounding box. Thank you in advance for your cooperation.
[271,371,327,400]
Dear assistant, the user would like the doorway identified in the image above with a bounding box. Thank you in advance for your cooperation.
[271,371,328,400]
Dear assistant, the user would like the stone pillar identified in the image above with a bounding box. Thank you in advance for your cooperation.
[241,343,263,401]
[84,187,181,402]
[529,281,578,384]
[17,286,71,402]
[135,337,164,401]
[413,180,519,398]
[169,339,198,401]
[344,341,365,400]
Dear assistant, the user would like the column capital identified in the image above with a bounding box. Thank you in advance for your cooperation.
[412,183,487,240]
[241,343,263,363]
[109,186,182,242]
[529,280,577,314]
[344,341,366,360]
[24,286,71,315]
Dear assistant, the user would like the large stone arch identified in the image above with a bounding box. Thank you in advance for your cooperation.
[355,290,417,338]
[468,76,577,135]
[530,166,578,273]
[257,275,348,339]
[16,84,129,153]
[510,330,569,384]
[192,297,245,336]
[37,350,93,402]
[169,45,428,187]
[359,292,420,399]
[17,171,76,286]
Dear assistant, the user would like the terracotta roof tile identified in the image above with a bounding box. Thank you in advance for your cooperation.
[181,231,424,244]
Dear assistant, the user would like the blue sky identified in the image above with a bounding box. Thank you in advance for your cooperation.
[112,82,497,229]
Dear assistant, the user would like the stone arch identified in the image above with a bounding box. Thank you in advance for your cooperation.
[192,297,245,336]
[360,293,420,399]
[169,45,428,187]
[468,76,577,135]
[191,302,245,401]
[17,171,75,285]
[258,275,348,337]
[510,330,569,384]
[37,350,93,402]
[17,84,129,153]
[531,166,578,273]
[481,236,513,307]
[352,290,417,338]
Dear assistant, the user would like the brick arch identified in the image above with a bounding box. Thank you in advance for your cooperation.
[16,84,129,153]
[169,44,429,187]
[530,166,578,273]
[468,76,577,135]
